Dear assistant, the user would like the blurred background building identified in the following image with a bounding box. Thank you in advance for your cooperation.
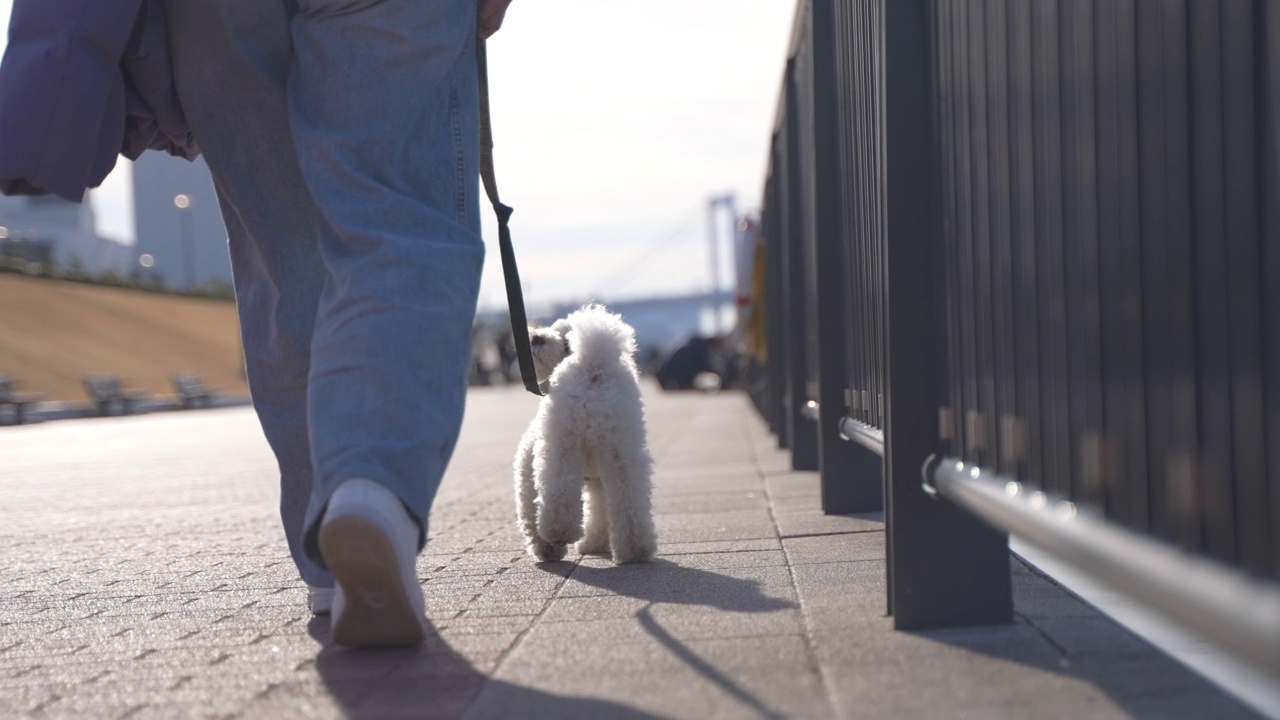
[0,193,134,274]
[132,154,231,289]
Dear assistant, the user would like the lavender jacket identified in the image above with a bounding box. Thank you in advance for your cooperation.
[0,0,199,202]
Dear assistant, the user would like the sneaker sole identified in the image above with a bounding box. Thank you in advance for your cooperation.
[319,515,425,648]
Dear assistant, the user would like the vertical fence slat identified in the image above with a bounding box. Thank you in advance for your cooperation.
[1260,0,1280,582]
[938,0,960,462]
[1059,0,1085,504]
[1032,0,1072,499]
[1094,0,1130,523]
[956,0,971,461]
[1007,0,1042,488]
[1220,0,1269,576]
[1115,0,1152,533]
[1134,0,1175,544]
[1063,0,1106,510]
[1189,0,1238,564]
[987,0,1016,478]
[970,0,998,472]
[1159,1,1202,551]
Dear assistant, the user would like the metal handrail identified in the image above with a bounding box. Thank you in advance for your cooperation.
[925,456,1280,679]
[839,416,885,457]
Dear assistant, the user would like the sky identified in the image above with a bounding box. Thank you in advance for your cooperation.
[0,1,798,310]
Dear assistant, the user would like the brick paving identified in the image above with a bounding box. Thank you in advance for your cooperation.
[0,385,1262,719]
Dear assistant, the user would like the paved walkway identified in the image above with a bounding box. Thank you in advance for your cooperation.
[0,385,1261,719]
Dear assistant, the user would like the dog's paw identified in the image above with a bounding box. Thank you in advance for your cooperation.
[530,538,568,563]
[610,541,656,565]
[575,537,611,556]
[537,520,584,549]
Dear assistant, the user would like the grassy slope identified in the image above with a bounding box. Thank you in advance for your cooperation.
[0,274,250,402]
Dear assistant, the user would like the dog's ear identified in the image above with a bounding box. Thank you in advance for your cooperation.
[551,319,571,336]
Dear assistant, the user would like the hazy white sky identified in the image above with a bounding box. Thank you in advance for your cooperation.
[0,1,797,308]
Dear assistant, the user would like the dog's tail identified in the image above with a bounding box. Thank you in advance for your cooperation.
[565,304,638,364]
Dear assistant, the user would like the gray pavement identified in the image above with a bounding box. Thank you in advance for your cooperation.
[0,384,1260,719]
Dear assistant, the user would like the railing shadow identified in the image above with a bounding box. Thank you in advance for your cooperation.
[892,560,1264,719]
[308,617,668,720]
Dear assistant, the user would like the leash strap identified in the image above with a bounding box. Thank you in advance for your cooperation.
[478,38,543,396]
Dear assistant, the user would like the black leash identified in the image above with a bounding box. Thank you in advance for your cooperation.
[477,37,543,396]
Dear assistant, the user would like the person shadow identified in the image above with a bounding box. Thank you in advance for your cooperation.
[308,560,796,719]
[308,617,668,720]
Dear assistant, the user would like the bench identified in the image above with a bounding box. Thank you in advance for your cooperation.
[0,374,46,424]
[83,374,149,416]
[170,372,218,409]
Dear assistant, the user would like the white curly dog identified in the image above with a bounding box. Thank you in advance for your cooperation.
[513,304,657,564]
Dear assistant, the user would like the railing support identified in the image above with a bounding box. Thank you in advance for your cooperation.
[782,59,819,472]
[763,165,790,447]
[882,0,1010,629]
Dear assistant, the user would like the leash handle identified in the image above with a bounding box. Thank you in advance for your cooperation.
[478,38,543,396]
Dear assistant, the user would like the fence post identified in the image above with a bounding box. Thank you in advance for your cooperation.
[763,165,789,446]
[882,0,1010,628]
[783,59,820,472]
[810,0,883,513]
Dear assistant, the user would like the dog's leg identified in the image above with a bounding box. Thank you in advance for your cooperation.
[535,440,586,554]
[515,431,564,562]
[597,448,658,564]
[576,477,611,556]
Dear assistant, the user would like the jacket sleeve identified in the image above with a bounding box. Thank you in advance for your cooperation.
[0,0,146,201]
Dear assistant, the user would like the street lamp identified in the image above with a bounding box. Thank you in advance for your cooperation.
[174,193,193,289]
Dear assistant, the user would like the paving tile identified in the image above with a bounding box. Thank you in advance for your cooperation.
[772,510,884,539]
[1031,616,1159,660]
[782,531,885,564]
[654,511,779,544]
[657,538,783,555]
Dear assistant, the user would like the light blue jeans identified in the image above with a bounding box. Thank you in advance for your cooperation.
[165,0,484,587]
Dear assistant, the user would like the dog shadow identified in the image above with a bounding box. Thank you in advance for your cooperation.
[535,558,797,720]
[307,617,667,720]
[556,558,795,614]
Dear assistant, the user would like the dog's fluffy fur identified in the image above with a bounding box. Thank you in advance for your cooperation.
[513,304,657,564]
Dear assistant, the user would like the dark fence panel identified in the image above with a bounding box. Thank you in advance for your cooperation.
[834,0,887,435]
[930,0,1278,580]
[751,0,1280,654]
[811,0,885,513]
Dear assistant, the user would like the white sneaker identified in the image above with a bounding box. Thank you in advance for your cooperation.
[308,585,334,616]
[318,478,426,647]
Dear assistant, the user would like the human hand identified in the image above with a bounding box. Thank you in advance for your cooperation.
[480,0,512,39]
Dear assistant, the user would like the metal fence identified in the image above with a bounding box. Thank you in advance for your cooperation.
[754,0,1280,676]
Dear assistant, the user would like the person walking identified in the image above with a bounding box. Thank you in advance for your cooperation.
[160,0,514,647]
[0,0,514,648]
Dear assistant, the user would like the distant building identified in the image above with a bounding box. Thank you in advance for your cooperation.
[0,193,134,274]
[132,153,231,289]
